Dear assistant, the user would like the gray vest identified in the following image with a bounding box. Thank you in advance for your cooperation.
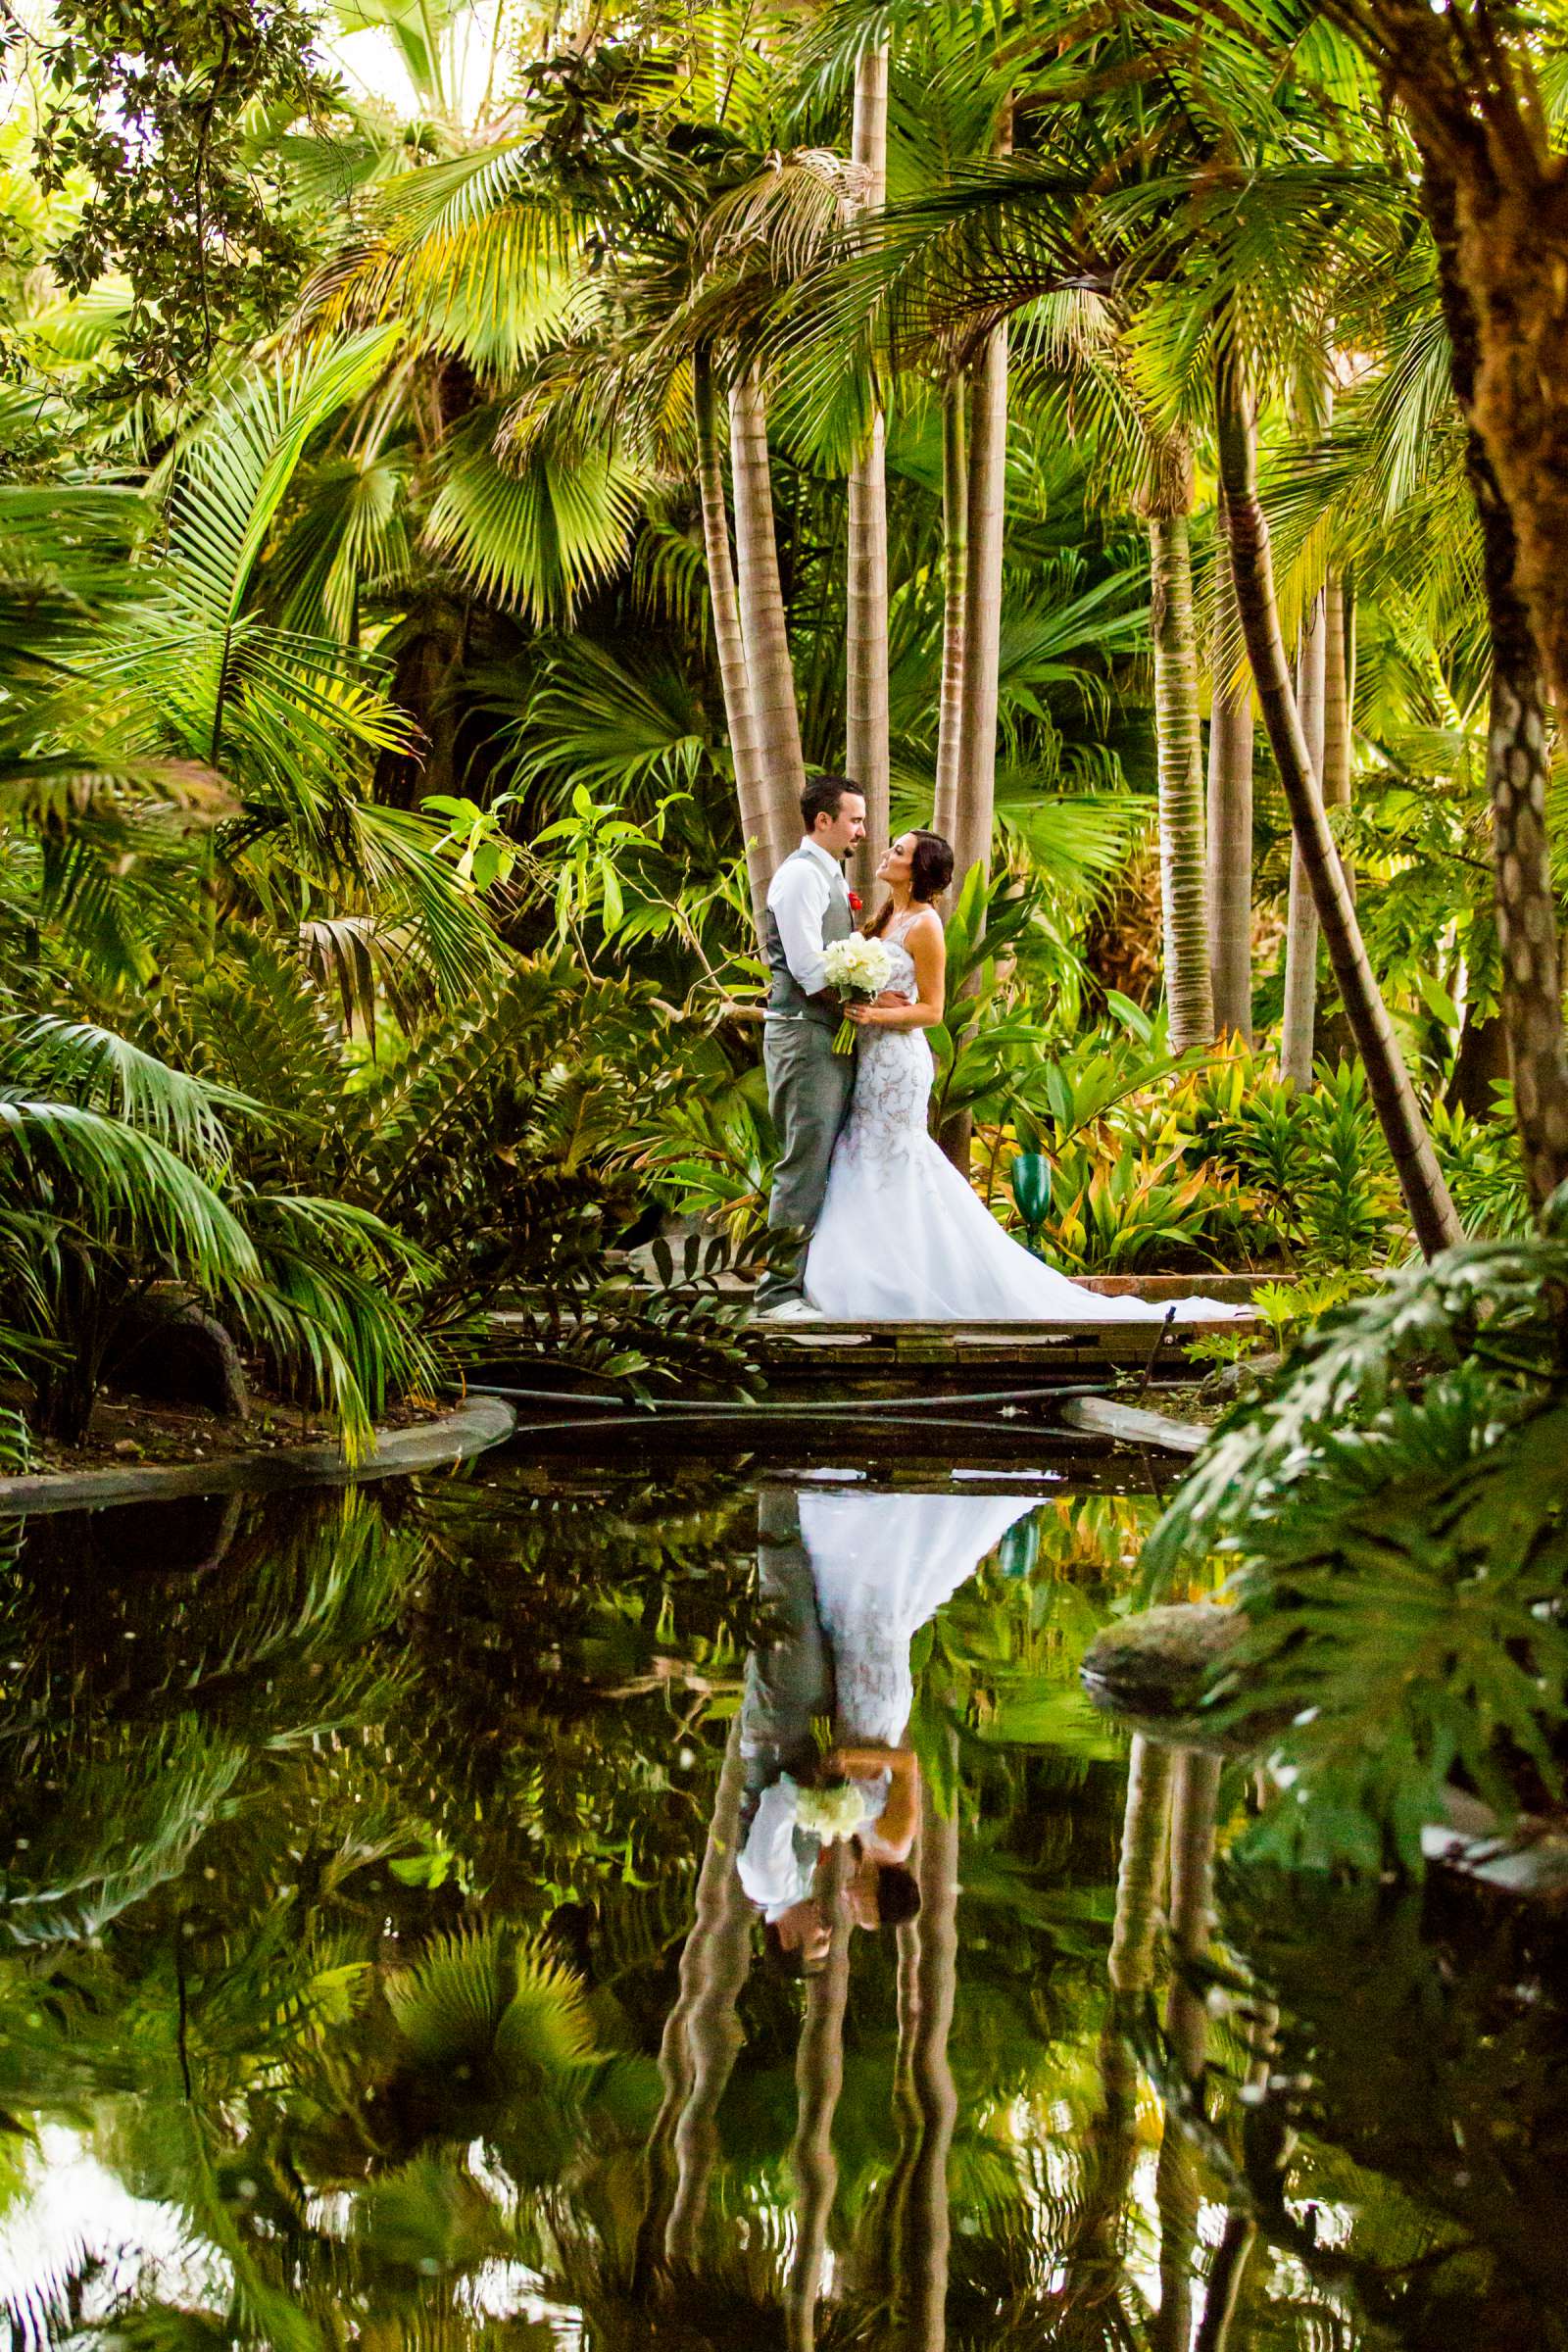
[765,848,854,1029]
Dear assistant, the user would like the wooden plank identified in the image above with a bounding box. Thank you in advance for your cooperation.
[1059,1395,1209,1456]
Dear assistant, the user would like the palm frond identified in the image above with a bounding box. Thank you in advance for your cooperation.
[167,328,404,637]
[423,411,643,620]
[0,1016,258,1166]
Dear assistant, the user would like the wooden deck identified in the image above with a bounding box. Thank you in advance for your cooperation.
[749,1311,1250,1391]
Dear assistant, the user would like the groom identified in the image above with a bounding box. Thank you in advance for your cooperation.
[753,773,866,1322]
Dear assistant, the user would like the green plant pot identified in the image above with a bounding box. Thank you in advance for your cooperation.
[1009,1152,1053,1255]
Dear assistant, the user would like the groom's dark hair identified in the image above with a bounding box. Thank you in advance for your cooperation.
[801,771,860,831]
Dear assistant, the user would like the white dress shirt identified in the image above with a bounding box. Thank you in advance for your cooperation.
[735,1772,888,1922]
[736,1776,815,1922]
[766,837,847,1006]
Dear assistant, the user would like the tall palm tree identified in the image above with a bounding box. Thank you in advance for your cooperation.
[932,370,969,841]
[695,347,780,929]
[952,312,1008,899]
[730,365,810,865]
[1207,490,1254,1043]
[1139,428,1214,1051]
[1280,584,1327,1085]
[847,40,892,903]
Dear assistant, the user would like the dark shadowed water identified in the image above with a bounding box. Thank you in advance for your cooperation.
[0,1446,1563,2350]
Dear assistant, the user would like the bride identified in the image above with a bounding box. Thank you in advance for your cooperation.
[805,829,1244,1323]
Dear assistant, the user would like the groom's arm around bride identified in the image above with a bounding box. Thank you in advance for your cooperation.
[752,774,866,1321]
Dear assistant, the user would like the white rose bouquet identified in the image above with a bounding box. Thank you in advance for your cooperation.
[794,1779,874,1843]
[820,933,895,1054]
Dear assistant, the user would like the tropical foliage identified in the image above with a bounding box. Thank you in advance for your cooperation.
[0,0,1566,1886]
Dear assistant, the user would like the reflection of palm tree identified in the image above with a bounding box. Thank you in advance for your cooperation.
[1152,1748,1220,2352]
[901,1740,960,2352]
[1055,1734,1172,2344]
[785,1845,853,2352]
[662,1716,756,2275]
[636,1711,747,2283]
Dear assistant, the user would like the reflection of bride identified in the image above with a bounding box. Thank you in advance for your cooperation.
[738,1488,1035,1969]
[807,830,1246,1325]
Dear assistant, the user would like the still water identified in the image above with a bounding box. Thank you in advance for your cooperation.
[0,1449,1564,2350]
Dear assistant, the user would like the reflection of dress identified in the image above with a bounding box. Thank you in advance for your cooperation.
[800,1490,1035,1743]
[736,1489,1035,1919]
[806,916,1245,1324]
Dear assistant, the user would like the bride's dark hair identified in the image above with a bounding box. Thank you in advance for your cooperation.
[863,830,956,937]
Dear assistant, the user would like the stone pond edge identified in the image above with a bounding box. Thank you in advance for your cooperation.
[0,1395,518,1518]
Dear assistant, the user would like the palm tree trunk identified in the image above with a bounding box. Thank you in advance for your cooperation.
[939,331,1006,1173]
[1207,494,1254,1043]
[932,374,968,841]
[952,324,1007,895]
[1147,483,1214,1050]
[847,41,890,905]
[730,366,808,867]
[694,350,773,937]
[1280,589,1327,1087]
[1324,573,1353,892]
[1424,167,1568,1211]
[1213,346,1462,1258]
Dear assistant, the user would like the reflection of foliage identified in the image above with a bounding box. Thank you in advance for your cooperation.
[1145,1230,1568,1868]
[1204,1872,1568,2348]
[0,1463,1558,2352]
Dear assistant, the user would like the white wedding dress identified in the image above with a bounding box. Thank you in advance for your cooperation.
[805,913,1244,1323]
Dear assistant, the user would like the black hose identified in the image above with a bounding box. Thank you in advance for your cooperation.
[461,1380,1108,1419]
[476,1410,1103,1445]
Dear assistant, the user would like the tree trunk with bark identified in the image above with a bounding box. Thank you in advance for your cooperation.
[694,350,774,937]
[1338,4,1568,732]
[847,42,890,905]
[1142,436,1214,1050]
[730,366,808,870]
[1214,346,1462,1256]
[1423,161,1568,1211]
[1207,494,1254,1044]
[1280,589,1327,1087]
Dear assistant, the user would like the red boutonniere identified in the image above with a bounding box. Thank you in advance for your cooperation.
[848,892,863,914]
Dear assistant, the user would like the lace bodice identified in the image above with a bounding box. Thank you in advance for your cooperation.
[878,912,923,997]
[839,916,932,1174]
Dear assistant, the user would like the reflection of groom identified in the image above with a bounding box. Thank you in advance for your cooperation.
[753,774,867,1322]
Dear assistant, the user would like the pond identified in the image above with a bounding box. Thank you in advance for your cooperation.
[0,1445,1563,2350]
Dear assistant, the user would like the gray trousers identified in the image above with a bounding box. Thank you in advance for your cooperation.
[741,1488,834,1836]
[756,1016,855,1306]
